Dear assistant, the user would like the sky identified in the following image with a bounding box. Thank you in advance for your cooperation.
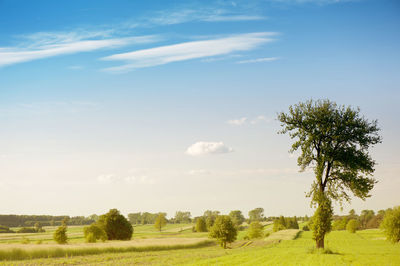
[0,0,399,218]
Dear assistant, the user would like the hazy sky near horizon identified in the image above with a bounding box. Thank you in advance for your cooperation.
[0,0,399,218]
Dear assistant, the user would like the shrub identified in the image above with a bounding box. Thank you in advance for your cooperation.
[53,225,68,244]
[273,219,286,232]
[20,237,30,244]
[302,225,310,231]
[209,216,237,249]
[380,206,400,243]
[0,225,14,233]
[195,217,207,232]
[346,219,359,233]
[17,227,37,233]
[247,221,263,239]
[98,209,133,240]
[83,224,107,243]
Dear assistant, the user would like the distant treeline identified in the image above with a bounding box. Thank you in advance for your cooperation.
[0,215,95,227]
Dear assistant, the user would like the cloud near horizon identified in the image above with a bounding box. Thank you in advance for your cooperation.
[186,141,234,156]
[102,32,276,72]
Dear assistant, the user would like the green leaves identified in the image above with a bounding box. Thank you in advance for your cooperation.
[278,99,381,204]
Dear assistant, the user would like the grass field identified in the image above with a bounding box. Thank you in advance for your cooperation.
[1,225,399,265]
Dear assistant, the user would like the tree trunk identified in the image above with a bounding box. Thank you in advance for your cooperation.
[223,241,226,249]
[316,235,324,249]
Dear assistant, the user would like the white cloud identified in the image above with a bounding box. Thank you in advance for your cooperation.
[250,115,271,124]
[97,174,119,184]
[102,32,276,72]
[141,8,265,26]
[226,115,270,126]
[0,33,159,67]
[186,141,234,156]
[97,174,155,185]
[227,117,248,126]
[237,57,278,64]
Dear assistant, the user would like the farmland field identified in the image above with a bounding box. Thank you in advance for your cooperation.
[1,225,399,265]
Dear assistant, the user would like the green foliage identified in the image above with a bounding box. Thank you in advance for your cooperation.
[16,227,38,233]
[98,209,133,240]
[273,216,299,232]
[83,224,107,243]
[248,208,264,222]
[332,217,348,230]
[346,219,359,233]
[247,221,263,239]
[154,213,167,232]
[204,210,220,229]
[380,206,400,243]
[195,217,207,232]
[53,225,68,244]
[278,99,381,248]
[310,193,333,248]
[0,225,15,233]
[20,237,30,244]
[229,210,245,227]
[302,225,310,231]
[174,211,191,224]
[209,215,237,248]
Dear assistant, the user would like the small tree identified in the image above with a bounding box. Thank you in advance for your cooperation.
[53,225,68,244]
[248,208,264,222]
[154,213,167,232]
[278,99,381,248]
[98,209,133,240]
[209,215,237,248]
[346,219,359,233]
[195,217,207,232]
[248,221,263,239]
[229,210,245,227]
[83,224,107,243]
[380,206,400,243]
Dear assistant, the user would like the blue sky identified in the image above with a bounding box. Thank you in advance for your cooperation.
[0,0,399,217]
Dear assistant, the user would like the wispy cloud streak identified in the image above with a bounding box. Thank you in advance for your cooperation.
[0,33,159,67]
[102,32,276,72]
[237,57,278,64]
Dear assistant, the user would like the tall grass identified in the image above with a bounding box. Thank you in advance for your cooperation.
[0,240,215,261]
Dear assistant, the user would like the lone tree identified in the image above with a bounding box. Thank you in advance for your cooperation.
[209,215,237,248]
[278,99,381,249]
[98,209,133,240]
[154,213,167,231]
[53,225,68,244]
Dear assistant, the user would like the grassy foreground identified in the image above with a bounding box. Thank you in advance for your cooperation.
[1,228,399,265]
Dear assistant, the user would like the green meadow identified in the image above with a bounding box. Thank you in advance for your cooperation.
[1,223,399,265]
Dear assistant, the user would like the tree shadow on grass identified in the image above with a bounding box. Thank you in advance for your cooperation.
[307,246,342,255]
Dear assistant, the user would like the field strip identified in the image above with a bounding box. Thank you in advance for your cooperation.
[264,229,300,241]
[0,237,214,261]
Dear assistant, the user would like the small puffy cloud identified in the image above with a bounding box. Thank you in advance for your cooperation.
[186,141,233,156]
[124,175,155,185]
[227,117,247,126]
[97,174,120,184]
[250,115,270,124]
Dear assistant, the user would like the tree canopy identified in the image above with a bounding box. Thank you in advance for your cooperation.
[98,209,133,240]
[209,215,237,249]
[154,213,167,231]
[278,99,381,248]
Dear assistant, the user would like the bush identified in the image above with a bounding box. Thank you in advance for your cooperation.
[346,219,359,233]
[83,224,107,243]
[20,237,30,244]
[195,217,207,232]
[0,225,14,233]
[53,225,68,244]
[98,209,133,240]
[380,206,400,243]
[247,221,264,239]
[302,225,310,231]
[17,227,37,233]
[209,216,237,249]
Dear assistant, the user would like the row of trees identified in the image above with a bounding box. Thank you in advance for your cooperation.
[273,216,299,232]
[0,215,96,227]
[332,209,386,231]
